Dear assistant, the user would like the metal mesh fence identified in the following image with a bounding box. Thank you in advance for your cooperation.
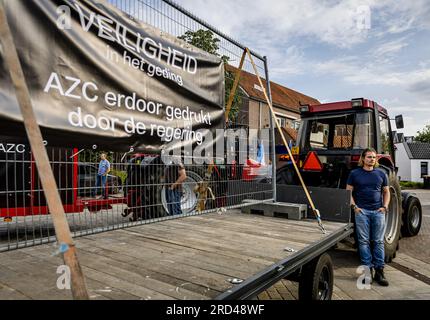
[0,0,275,251]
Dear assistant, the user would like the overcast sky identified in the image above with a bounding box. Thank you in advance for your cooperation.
[174,0,430,136]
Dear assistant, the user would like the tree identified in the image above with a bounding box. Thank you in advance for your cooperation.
[416,125,430,143]
[178,29,242,122]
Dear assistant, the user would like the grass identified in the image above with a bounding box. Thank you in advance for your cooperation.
[400,181,424,189]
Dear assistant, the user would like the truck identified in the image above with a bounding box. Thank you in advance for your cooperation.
[276,98,422,262]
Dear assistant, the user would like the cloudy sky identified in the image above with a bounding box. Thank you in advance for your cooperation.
[174,0,430,136]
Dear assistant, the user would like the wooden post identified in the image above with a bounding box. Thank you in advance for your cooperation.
[245,48,326,233]
[0,1,89,299]
[225,49,246,122]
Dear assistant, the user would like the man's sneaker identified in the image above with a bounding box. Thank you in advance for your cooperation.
[374,268,389,286]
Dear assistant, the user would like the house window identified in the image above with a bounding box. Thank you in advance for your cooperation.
[421,162,429,178]
[276,116,287,128]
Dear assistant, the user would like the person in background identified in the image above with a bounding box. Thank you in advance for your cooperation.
[164,161,186,215]
[92,153,110,199]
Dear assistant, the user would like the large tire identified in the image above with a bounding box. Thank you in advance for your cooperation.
[299,253,334,300]
[276,165,298,185]
[126,156,166,221]
[379,166,402,263]
[401,197,422,237]
[161,166,205,215]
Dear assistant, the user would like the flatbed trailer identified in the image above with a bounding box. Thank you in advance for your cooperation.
[0,209,352,300]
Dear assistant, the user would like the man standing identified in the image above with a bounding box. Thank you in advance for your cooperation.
[164,161,187,215]
[346,148,390,286]
[92,153,110,199]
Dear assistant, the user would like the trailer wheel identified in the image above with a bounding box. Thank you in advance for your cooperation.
[380,167,402,263]
[401,197,422,237]
[299,253,333,300]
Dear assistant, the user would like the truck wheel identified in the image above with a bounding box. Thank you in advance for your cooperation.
[161,168,205,215]
[380,168,402,263]
[401,197,422,237]
[299,253,333,300]
[276,166,297,185]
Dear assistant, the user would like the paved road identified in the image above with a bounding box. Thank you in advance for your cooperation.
[398,189,430,264]
[259,189,430,300]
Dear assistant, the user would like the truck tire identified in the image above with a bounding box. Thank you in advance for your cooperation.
[276,165,297,185]
[379,166,402,263]
[299,253,333,300]
[401,197,422,237]
[161,167,205,215]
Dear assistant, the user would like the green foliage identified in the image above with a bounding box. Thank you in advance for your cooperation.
[400,181,424,189]
[178,29,242,122]
[178,29,220,55]
[416,125,430,143]
[78,150,113,164]
[110,169,127,184]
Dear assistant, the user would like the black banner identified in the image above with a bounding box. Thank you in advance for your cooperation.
[0,0,225,152]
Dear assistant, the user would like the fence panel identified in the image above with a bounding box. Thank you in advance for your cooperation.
[0,0,275,251]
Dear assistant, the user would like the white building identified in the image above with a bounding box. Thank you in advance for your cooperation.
[395,142,430,182]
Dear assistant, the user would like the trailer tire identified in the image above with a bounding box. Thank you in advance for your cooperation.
[379,166,402,263]
[401,197,422,237]
[299,253,333,300]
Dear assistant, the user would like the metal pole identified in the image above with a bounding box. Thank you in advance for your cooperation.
[263,56,277,202]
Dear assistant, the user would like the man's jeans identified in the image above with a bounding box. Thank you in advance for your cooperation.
[355,209,386,269]
[92,175,107,198]
[166,189,182,215]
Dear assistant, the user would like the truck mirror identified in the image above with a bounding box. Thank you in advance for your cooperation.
[395,115,404,129]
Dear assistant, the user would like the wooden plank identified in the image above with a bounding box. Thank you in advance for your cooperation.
[161,213,340,241]
[0,1,88,299]
[153,216,323,246]
[81,266,175,300]
[76,242,220,298]
[114,226,278,264]
[225,49,246,122]
[191,212,342,233]
[73,249,208,300]
[16,246,144,299]
[0,281,31,300]
[126,221,311,261]
[75,237,236,294]
[115,230,269,275]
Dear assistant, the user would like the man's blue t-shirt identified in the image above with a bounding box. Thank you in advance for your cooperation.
[346,168,388,210]
[98,159,110,176]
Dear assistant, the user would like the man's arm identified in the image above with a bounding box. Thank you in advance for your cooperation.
[346,184,361,214]
[379,186,390,213]
[171,167,187,190]
[105,161,111,176]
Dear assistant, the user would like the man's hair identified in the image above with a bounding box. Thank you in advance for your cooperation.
[358,148,379,167]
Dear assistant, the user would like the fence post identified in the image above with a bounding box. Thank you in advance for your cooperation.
[0,1,89,299]
[263,56,277,202]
